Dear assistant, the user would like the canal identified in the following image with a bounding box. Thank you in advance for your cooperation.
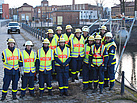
[116,44,137,90]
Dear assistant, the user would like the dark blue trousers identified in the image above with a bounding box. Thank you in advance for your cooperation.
[56,66,69,93]
[93,66,104,90]
[21,75,35,95]
[39,71,52,93]
[108,65,115,88]
[82,63,94,89]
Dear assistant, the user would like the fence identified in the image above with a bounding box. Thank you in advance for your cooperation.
[0,19,12,27]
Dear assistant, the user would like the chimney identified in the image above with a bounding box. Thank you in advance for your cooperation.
[73,0,75,5]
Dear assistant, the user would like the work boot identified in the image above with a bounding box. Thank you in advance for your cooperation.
[109,87,113,91]
[92,88,97,93]
[71,78,75,82]
[1,95,6,101]
[60,92,63,96]
[82,87,88,92]
[64,91,69,96]
[30,93,36,97]
[20,95,25,98]
[48,91,53,96]
[12,95,17,100]
[39,92,43,98]
[75,76,79,80]
[100,89,103,94]
[104,84,109,88]
[88,86,93,90]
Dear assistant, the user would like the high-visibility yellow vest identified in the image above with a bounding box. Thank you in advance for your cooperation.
[105,41,117,65]
[83,43,91,64]
[63,33,74,44]
[101,36,106,45]
[3,48,20,70]
[38,47,54,71]
[91,44,106,67]
[55,46,70,66]
[21,50,36,73]
[82,35,89,42]
[71,36,85,58]
[54,34,63,41]
[48,37,58,50]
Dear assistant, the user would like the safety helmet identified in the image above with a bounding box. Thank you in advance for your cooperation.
[25,41,33,46]
[82,26,89,32]
[105,32,113,38]
[42,38,50,44]
[59,38,65,43]
[7,38,15,44]
[95,35,102,40]
[66,25,72,30]
[99,26,107,30]
[56,26,62,31]
[88,36,94,41]
[47,29,54,34]
[75,28,82,33]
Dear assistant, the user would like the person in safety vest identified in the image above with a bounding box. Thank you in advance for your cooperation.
[82,26,89,43]
[46,29,58,50]
[89,35,108,94]
[63,25,74,44]
[20,41,36,98]
[46,29,57,80]
[1,38,21,101]
[67,28,85,82]
[82,36,95,92]
[99,26,108,45]
[54,26,63,42]
[54,37,71,96]
[104,32,117,90]
[36,38,54,98]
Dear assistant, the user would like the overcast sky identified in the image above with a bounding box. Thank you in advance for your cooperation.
[4,0,133,8]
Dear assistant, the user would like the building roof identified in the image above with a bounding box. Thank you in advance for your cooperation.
[111,1,134,8]
[51,10,80,13]
[18,3,33,9]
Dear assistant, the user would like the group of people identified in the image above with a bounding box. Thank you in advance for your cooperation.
[1,25,117,101]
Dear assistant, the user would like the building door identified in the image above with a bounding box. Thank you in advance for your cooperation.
[57,16,63,25]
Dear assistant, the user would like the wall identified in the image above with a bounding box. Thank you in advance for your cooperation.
[2,4,9,19]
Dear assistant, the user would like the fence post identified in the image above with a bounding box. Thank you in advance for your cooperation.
[41,29,42,40]
[121,71,125,96]
[36,29,38,38]
[43,30,45,39]
[38,29,40,39]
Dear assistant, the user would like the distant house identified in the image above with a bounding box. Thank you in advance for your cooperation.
[17,3,34,22]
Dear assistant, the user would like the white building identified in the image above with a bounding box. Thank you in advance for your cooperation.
[80,10,97,20]
[0,0,4,18]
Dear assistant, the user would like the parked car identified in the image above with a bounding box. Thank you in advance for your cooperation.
[7,22,20,34]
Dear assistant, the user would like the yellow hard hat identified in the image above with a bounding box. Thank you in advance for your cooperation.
[95,35,102,40]
[47,29,54,34]
[66,25,72,30]
[59,37,65,43]
[105,32,113,38]
[99,26,107,30]
[88,36,94,41]
[42,38,50,44]
[82,26,89,32]
[25,41,33,46]
[75,28,82,33]
[56,26,62,31]
[7,38,15,44]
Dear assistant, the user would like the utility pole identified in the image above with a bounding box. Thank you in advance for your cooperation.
[135,0,137,11]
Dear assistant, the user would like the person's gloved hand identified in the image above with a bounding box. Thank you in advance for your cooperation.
[104,67,107,71]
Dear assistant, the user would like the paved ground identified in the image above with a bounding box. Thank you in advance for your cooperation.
[0,26,136,103]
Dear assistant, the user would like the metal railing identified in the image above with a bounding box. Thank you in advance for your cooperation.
[0,19,12,27]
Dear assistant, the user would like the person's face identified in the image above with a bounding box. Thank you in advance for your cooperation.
[67,29,71,33]
[59,42,65,47]
[101,29,106,34]
[8,42,15,48]
[88,40,94,45]
[43,43,49,47]
[95,39,101,44]
[76,32,81,37]
[48,33,53,38]
[57,30,61,34]
[26,45,31,50]
[106,37,112,42]
[83,31,88,36]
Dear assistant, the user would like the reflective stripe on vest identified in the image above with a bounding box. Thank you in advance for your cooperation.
[55,46,70,66]
[3,48,20,70]
[38,48,53,71]
[83,43,90,64]
[63,33,74,44]
[71,36,85,58]
[22,50,36,73]
[105,41,117,65]
[49,37,57,50]
[91,44,105,67]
